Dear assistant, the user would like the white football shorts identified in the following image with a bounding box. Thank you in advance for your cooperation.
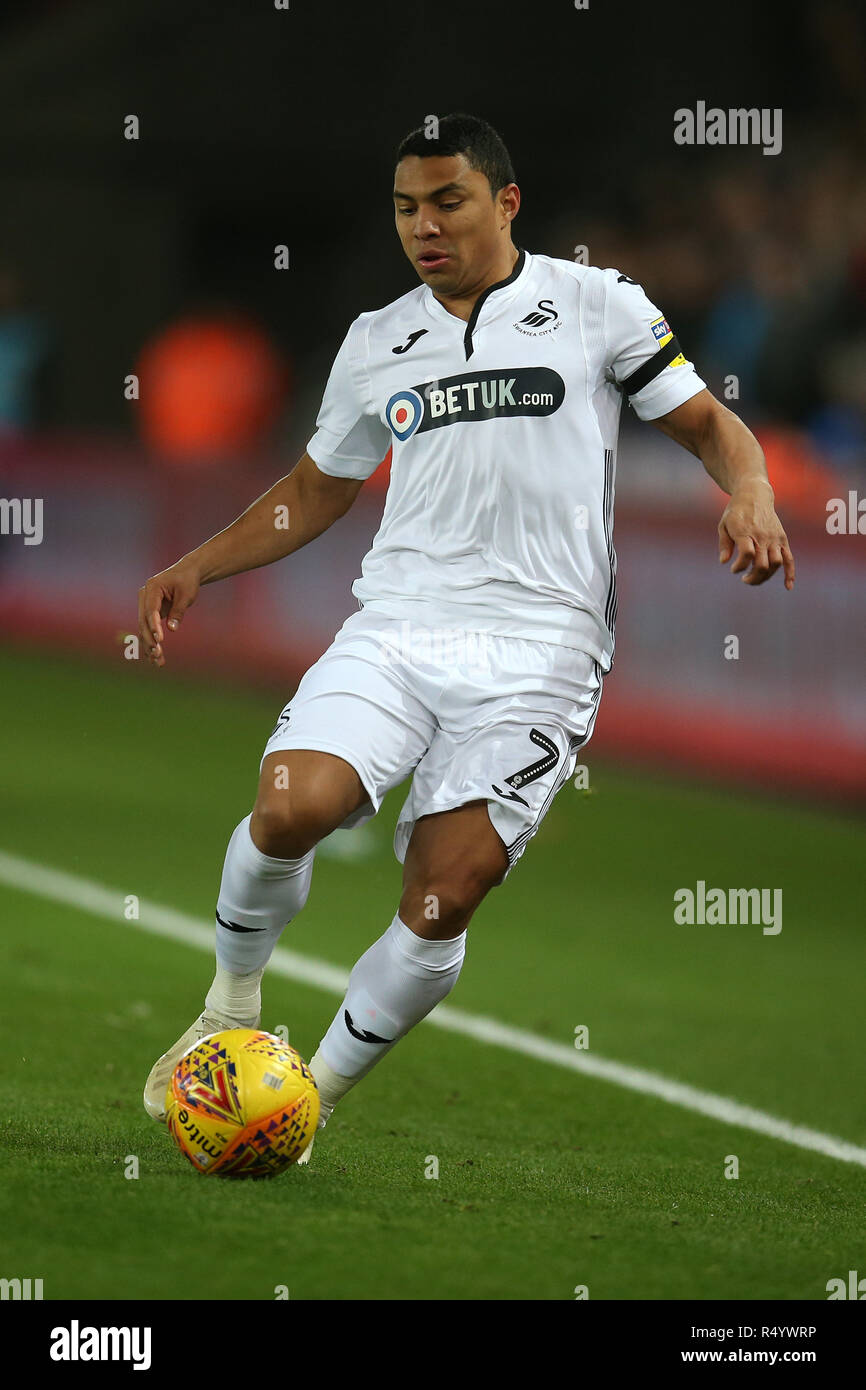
[260,608,604,878]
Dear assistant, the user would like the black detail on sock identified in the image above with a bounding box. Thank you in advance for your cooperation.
[216,910,266,934]
[344,1009,394,1045]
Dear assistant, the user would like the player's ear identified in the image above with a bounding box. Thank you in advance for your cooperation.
[498,183,520,220]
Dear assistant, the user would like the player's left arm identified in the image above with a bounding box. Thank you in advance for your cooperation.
[649,388,795,590]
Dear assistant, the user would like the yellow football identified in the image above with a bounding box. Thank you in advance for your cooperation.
[165,1028,319,1176]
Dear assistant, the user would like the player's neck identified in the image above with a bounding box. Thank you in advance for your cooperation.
[432,243,520,323]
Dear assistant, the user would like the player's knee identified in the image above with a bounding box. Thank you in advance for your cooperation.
[250,800,315,858]
[252,751,366,858]
[251,781,346,858]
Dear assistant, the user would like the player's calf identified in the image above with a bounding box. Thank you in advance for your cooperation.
[145,752,366,1124]
[399,800,509,937]
[298,802,507,1162]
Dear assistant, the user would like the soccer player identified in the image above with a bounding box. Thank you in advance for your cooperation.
[139,114,795,1159]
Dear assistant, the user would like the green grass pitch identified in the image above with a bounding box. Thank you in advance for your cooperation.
[0,645,864,1300]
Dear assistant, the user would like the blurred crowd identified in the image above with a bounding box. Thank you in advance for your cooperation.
[548,124,866,477]
[2,121,864,505]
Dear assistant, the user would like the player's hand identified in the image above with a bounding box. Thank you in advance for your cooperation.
[718,481,795,590]
[138,560,202,667]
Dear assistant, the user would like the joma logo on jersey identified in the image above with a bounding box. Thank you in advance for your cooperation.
[385,368,564,439]
[513,298,561,335]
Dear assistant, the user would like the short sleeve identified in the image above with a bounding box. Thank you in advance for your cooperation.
[603,269,707,420]
[306,315,391,479]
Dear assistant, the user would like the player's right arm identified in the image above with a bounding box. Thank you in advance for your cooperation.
[138,454,362,667]
[139,312,390,667]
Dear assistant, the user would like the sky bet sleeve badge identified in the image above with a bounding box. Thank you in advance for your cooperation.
[650,315,687,367]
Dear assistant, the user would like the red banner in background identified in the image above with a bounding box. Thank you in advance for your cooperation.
[1,435,864,801]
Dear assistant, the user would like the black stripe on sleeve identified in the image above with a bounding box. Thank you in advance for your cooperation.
[619,335,683,396]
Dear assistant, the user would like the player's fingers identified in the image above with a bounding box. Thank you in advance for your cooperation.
[743,542,771,584]
[166,587,196,630]
[764,541,784,581]
[138,585,164,664]
[138,585,155,646]
[147,608,165,666]
[147,586,165,646]
[718,523,735,565]
[153,594,166,642]
[730,536,755,574]
[781,541,796,590]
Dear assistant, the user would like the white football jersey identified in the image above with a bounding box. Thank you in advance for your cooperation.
[306,247,706,669]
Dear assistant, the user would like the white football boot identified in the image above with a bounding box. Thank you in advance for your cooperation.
[296,1052,357,1165]
[296,1116,327,1166]
[142,1008,259,1121]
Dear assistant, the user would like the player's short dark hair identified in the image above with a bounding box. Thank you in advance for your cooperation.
[395,113,516,197]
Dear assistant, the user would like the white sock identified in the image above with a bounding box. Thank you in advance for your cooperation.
[312,914,466,1119]
[205,965,263,1026]
[205,813,314,1022]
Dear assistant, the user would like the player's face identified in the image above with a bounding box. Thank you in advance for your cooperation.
[393,154,506,294]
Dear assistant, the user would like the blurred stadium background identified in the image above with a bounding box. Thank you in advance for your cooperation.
[1,0,865,1304]
[0,0,864,797]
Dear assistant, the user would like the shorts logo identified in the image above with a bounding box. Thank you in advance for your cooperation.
[492,728,560,808]
[385,388,425,440]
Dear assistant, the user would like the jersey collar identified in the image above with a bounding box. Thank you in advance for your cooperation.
[423,246,530,360]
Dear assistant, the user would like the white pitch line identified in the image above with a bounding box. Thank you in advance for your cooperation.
[2,846,865,1169]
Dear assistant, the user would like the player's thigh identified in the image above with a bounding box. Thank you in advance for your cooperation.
[255,616,438,853]
[399,800,509,937]
[394,646,602,893]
